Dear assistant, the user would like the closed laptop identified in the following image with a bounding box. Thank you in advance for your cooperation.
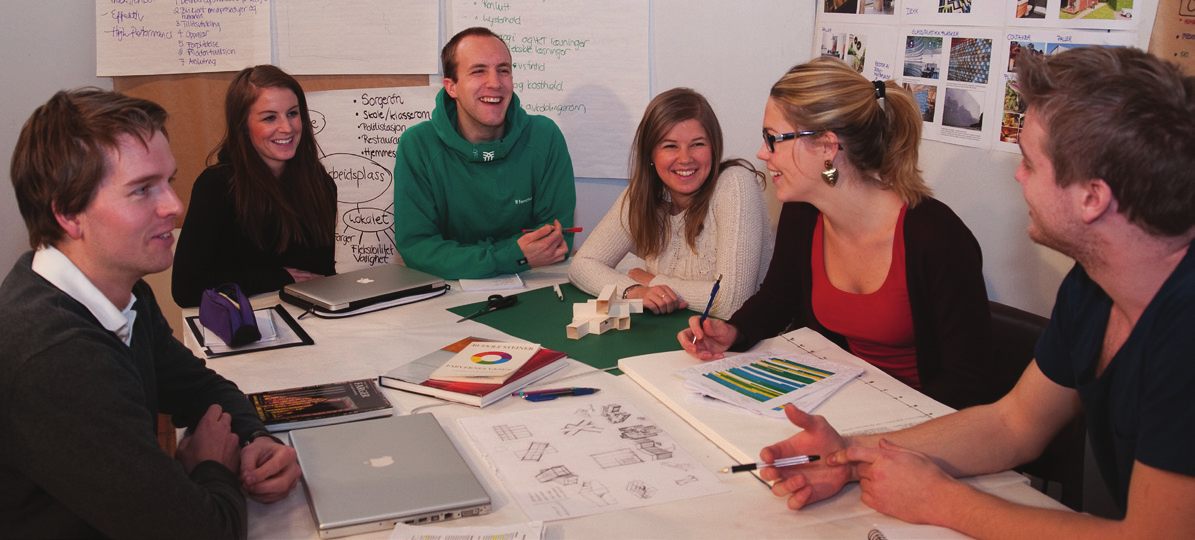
[281,264,447,313]
[289,413,491,538]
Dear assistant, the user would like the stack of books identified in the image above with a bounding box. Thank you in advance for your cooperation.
[380,337,569,407]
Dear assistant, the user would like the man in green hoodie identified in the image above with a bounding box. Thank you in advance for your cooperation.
[393,27,577,279]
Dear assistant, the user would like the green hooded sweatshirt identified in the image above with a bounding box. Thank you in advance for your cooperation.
[392,88,576,279]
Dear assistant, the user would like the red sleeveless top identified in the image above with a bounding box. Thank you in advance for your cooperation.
[811,206,919,388]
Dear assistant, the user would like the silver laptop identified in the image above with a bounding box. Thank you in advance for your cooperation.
[281,264,447,313]
[289,413,492,538]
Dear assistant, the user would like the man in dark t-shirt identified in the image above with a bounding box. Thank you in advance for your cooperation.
[752,46,1195,539]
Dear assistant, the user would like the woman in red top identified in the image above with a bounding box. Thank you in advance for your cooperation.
[680,58,1001,410]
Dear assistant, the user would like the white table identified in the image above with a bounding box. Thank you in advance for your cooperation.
[186,262,1068,539]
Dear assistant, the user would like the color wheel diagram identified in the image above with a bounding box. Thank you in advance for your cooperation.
[472,351,514,365]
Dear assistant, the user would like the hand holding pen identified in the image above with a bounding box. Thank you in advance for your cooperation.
[692,274,722,344]
[517,219,569,268]
[720,454,819,473]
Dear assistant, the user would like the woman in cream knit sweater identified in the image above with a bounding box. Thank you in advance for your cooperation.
[569,88,772,319]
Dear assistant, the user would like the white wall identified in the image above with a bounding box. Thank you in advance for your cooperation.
[0,1,112,269]
[0,1,1068,317]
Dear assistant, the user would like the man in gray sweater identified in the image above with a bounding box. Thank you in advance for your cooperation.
[0,88,301,538]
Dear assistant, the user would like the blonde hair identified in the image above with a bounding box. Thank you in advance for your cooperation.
[770,57,931,206]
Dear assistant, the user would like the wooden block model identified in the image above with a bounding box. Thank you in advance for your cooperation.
[566,287,643,339]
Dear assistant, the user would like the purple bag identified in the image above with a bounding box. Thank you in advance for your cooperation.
[199,283,261,346]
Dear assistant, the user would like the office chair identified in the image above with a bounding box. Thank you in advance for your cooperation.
[989,301,1086,511]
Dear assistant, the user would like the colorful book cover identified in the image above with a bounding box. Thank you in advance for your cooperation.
[380,338,568,407]
[429,341,542,383]
[247,379,393,432]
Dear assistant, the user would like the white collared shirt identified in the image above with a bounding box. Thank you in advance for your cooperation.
[32,246,138,346]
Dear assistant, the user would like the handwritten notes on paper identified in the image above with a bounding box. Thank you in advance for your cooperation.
[452,0,649,179]
[459,397,726,521]
[304,86,440,273]
[95,0,270,76]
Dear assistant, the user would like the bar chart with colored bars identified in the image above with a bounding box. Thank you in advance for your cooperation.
[702,357,834,407]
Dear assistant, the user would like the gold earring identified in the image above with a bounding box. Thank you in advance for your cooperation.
[821,160,838,187]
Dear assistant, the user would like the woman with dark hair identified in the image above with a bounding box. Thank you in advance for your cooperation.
[681,58,1000,410]
[569,88,772,318]
[172,65,337,307]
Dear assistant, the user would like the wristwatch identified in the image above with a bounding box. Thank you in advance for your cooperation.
[242,429,285,448]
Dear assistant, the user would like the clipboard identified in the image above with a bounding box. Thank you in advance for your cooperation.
[186,304,314,358]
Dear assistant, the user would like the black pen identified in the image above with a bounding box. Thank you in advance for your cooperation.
[692,274,722,344]
[719,455,819,473]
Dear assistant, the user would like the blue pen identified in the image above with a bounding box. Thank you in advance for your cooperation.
[513,387,599,402]
[692,274,722,344]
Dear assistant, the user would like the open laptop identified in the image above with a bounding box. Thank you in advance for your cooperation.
[289,413,492,538]
[281,264,447,314]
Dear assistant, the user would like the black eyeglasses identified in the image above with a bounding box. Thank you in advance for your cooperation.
[762,129,819,153]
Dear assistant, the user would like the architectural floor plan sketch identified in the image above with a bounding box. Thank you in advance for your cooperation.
[459,397,727,521]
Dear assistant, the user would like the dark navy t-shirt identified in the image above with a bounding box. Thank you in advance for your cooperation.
[1035,246,1195,512]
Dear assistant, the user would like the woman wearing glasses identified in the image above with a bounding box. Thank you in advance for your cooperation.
[569,88,772,317]
[172,65,337,307]
[680,58,999,410]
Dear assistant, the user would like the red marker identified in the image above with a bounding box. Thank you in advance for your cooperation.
[522,227,582,233]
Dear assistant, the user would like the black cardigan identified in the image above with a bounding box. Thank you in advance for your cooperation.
[728,198,1001,410]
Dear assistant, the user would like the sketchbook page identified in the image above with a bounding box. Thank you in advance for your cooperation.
[619,327,956,466]
[458,395,727,522]
[459,274,526,292]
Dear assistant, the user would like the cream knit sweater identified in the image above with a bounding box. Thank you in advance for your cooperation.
[568,165,772,319]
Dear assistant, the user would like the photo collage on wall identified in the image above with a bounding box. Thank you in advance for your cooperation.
[815,0,1144,152]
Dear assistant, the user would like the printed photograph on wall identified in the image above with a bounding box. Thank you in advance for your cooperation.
[824,0,894,15]
[903,83,938,122]
[904,36,944,79]
[1007,41,1045,72]
[939,0,973,14]
[1059,0,1135,20]
[820,32,869,74]
[1016,0,1047,18]
[948,38,993,83]
[942,87,985,131]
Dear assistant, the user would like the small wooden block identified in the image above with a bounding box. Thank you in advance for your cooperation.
[573,301,599,318]
[567,320,590,339]
[596,285,616,314]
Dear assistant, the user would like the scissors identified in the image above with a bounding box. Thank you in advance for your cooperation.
[456,294,518,322]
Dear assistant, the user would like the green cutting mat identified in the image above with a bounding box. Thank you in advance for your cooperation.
[447,282,697,372]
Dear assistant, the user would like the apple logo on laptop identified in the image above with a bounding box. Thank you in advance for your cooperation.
[357,278,374,284]
[366,456,394,468]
